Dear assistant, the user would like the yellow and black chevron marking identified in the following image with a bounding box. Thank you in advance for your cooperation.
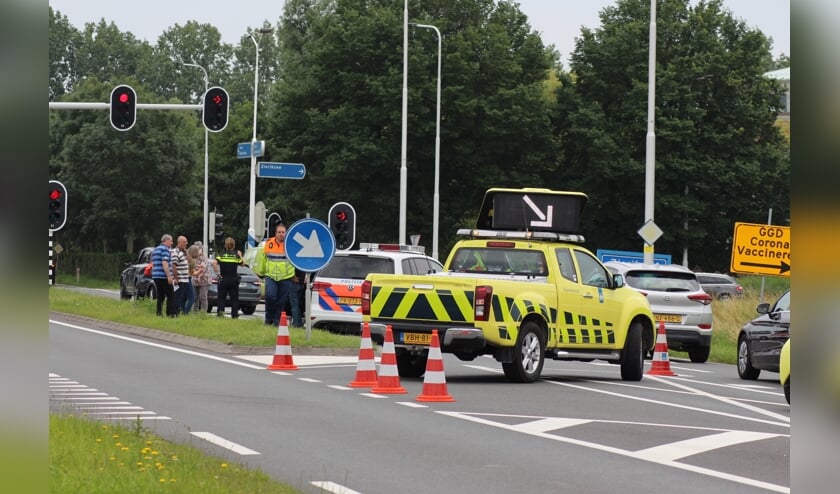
[559,310,616,344]
[371,286,474,322]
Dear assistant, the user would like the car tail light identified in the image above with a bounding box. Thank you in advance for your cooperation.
[474,285,493,321]
[698,323,712,329]
[486,241,515,248]
[361,280,371,315]
[688,293,713,305]
[312,281,331,292]
[736,285,743,293]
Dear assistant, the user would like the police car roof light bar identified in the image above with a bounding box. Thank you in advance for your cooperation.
[359,242,426,254]
[455,228,586,244]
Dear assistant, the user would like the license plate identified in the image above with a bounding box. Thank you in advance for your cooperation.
[337,296,362,305]
[654,314,683,323]
[402,332,431,345]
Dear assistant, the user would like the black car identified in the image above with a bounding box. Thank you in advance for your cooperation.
[119,247,157,300]
[206,264,263,316]
[737,289,790,379]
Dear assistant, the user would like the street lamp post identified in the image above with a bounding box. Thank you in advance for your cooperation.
[411,23,442,260]
[399,0,409,245]
[248,27,274,248]
[643,0,657,264]
[181,62,209,249]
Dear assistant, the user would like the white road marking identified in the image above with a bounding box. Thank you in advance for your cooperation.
[440,411,788,493]
[512,417,591,433]
[634,430,779,462]
[190,431,260,456]
[83,411,158,416]
[299,378,321,383]
[74,405,144,410]
[396,402,427,408]
[49,384,89,388]
[52,396,121,401]
[237,355,361,366]
[49,373,169,421]
[50,392,108,396]
[359,393,389,399]
[310,481,363,494]
[50,320,266,370]
[328,385,353,391]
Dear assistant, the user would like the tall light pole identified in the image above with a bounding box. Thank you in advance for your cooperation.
[181,61,209,249]
[411,23,442,260]
[399,0,409,245]
[643,0,657,264]
[248,27,274,248]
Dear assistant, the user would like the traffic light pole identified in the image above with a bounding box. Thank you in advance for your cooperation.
[49,102,202,110]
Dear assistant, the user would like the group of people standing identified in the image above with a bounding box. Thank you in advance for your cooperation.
[149,224,305,326]
[150,233,225,317]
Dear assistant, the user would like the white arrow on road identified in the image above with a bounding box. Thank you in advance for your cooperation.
[523,195,553,228]
[292,231,325,258]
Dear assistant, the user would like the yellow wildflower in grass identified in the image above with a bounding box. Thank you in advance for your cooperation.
[151,450,159,456]
[121,447,129,451]
[220,463,228,469]
[159,479,166,483]
[95,438,102,442]
[169,479,176,483]
[112,434,119,439]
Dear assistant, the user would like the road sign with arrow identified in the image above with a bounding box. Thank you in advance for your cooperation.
[730,222,791,277]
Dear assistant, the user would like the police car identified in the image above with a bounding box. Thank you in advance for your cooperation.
[310,243,443,334]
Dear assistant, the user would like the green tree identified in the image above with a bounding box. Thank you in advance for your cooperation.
[554,0,789,271]
[49,7,80,100]
[264,0,558,256]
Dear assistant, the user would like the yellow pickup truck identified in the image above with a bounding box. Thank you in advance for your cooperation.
[362,188,655,383]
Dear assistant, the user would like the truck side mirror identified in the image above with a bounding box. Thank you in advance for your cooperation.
[613,274,625,289]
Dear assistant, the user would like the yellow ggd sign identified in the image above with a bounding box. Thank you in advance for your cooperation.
[730,222,790,277]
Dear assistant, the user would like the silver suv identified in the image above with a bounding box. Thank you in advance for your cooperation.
[605,262,713,363]
[695,272,743,300]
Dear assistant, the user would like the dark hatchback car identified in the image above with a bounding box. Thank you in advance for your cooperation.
[206,264,263,315]
[119,247,156,300]
[737,289,790,380]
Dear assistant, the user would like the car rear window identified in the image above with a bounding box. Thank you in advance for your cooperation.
[625,271,700,292]
[318,256,394,279]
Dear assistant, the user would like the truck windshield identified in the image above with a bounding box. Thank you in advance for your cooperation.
[450,248,547,275]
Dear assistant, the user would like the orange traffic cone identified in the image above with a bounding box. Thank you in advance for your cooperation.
[647,321,676,376]
[267,312,298,371]
[416,330,455,402]
[370,325,407,394]
[349,322,379,388]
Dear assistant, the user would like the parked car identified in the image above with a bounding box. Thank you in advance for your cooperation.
[206,264,263,316]
[780,338,790,404]
[737,289,790,380]
[605,261,713,362]
[695,272,744,300]
[310,243,444,334]
[119,247,156,300]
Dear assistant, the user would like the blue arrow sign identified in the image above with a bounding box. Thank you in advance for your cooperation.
[236,140,265,159]
[285,219,335,272]
[258,162,307,180]
[596,249,672,265]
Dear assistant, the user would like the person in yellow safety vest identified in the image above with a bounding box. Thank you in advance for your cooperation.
[254,223,296,326]
[468,252,486,271]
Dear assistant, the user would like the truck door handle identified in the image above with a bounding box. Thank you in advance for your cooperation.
[583,293,594,299]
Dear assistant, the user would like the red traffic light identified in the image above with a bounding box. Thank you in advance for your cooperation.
[50,188,62,201]
[212,94,222,105]
[335,210,348,222]
[118,92,130,103]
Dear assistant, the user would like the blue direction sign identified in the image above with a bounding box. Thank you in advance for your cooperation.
[236,140,265,159]
[258,162,306,180]
[285,219,335,272]
[596,249,672,265]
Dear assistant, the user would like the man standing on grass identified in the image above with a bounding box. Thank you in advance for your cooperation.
[151,234,175,317]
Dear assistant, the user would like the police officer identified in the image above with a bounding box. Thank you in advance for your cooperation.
[254,223,296,326]
[213,236,244,318]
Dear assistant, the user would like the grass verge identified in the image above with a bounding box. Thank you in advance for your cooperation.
[49,288,360,350]
[50,413,300,493]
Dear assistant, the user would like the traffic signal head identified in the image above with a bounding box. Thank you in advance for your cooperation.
[110,85,137,131]
[328,202,356,251]
[49,180,68,231]
[203,87,229,132]
[214,213,224,238]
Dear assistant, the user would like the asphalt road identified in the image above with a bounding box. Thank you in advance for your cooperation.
[49,313,789,494]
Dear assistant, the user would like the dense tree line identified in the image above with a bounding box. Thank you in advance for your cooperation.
[49,0,789,272]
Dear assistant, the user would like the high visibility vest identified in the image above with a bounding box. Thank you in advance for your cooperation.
[255,238,295,281]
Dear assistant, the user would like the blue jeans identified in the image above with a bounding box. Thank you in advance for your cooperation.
[264,277,292,325]
[180,279,195,314]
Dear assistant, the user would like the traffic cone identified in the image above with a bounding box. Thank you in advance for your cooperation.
[349,322,379,388]
[267,312,298,371]
[647,321,676,376]
[370,325,407,394]
[416,330,455,402]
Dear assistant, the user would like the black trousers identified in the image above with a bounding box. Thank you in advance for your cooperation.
[154,278,175,316]
[217,276,239,317]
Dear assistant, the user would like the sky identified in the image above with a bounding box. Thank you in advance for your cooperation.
[49,0,790,64]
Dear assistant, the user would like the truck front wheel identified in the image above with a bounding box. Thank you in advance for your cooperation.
[620,322,644,381]
[502,321,545,383]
